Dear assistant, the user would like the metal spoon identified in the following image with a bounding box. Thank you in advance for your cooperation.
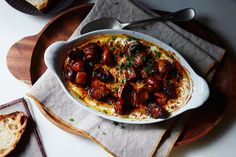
[80,8,195,35]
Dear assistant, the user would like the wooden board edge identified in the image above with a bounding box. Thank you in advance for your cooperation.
[7,35,40,85]
[26,93,117,157]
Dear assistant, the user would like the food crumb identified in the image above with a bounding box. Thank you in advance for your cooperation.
[103,110,108,114]
[113,122,119,126]
[108,100,112,105]
[69,118,74,122]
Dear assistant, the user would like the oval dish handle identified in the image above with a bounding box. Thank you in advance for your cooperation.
[44,41,68,76]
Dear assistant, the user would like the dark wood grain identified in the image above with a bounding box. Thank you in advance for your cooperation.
[7,4,93,85]
[7,35,39,85]
[6,3,235,146]
[177,56,236,145]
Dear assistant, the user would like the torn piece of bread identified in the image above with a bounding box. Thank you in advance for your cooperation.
[24,0,49,11]
[0,112,27,157]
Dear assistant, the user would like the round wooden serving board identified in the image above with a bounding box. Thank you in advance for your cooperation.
[6,3,236,146]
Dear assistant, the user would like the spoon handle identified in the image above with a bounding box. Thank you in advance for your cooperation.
[121,16,165,28]
[121,8,195,29]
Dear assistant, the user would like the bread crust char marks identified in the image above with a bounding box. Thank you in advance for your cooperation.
[24,0,49,11]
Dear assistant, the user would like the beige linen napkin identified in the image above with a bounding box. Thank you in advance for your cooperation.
[27,0,225,157]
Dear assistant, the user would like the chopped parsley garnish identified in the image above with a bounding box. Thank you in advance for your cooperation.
[69,118,74,122]
[121,126,125,129]
[145,55,153,64]
[108,100,112,105]
[144,66,152,75]
[125,60,134,67]
[119,63,125,69]
[126,36,137,42]
[88,62,93,66]
[113,55,117,62]
[125,53,132,60]
[97,125,101,129]
[154,50,161,58]
[113,87,119,91]
[103,110,108,114]
[168,54,174,59]
[102,131,106,135]
[121,77,126,83]
[112,35,117,40]
[142,55,148,62]
[110,47,115,51]
[129,68,135,74]
[142,55,152,63]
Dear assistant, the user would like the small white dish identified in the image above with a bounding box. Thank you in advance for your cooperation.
[44,29,209,124]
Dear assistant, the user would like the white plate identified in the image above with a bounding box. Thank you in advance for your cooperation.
[44,29,209,124]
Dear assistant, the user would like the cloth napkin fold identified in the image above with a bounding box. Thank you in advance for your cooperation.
[27,0,225,157]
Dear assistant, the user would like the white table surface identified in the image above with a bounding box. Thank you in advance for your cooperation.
[1,0,236,157]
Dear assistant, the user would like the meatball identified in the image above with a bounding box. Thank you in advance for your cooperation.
[158,60,172,76]
[128,42,146,54]
[101,47,115,66]
[91,80,103,88]
[63,67,76,81]
[75,72,88,86]
[115,99,133,115]
[132,88,149,107]
[83,43,102,62]
[146,76,161,90]
[146,59,159,74]
[145,84,155,93]
[117,83,133,99]
[92,67,113,82]
[138,89,149,102]
[67,47,83,61]
[162,81,177,99]
[154,92,168,106]
[70,61,85,72]
[114,99,125,115]
[89,86,110,101]
[147,103,168,119]
[140,69,148,79]
[166,62,182,80]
